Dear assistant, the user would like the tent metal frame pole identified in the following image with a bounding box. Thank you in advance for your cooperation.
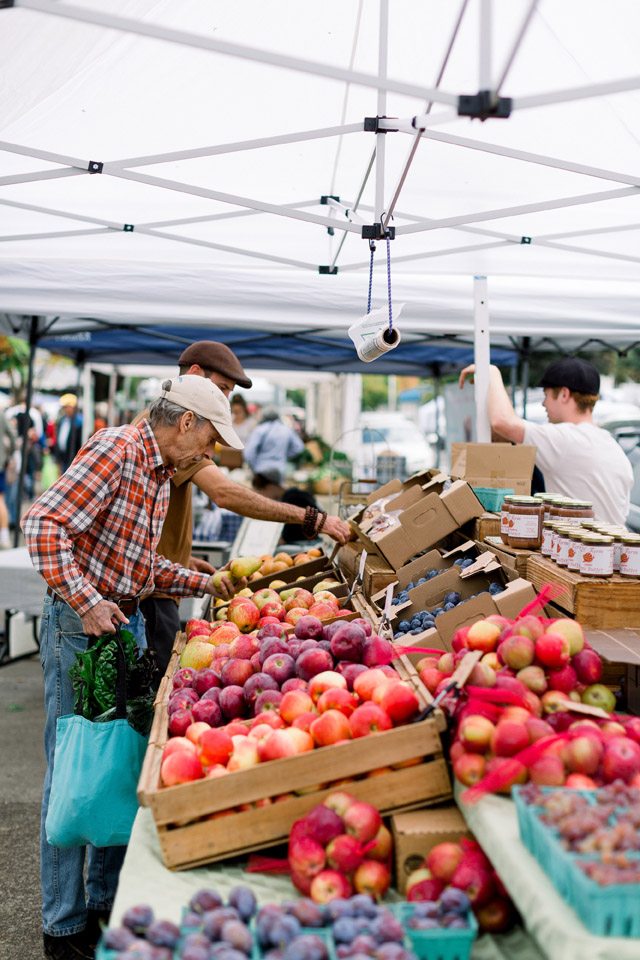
[134,226,320,270]
[106,123,363,170]
[521,337,531,419]
[513,75,640,111]
[532,239,640,265]
[12,316,38,549]
[108,168,362,233]
[382,0,470,232]
[14,0,459,107]
[473,277,491,444]
[374,0,389,225]
[329,147,376,271]
[0,168,84,187]
[536,222,640,241]
[0,228,112,244]
[338,239,512,272]
[397,127,640,189]
[495,0,539,94]
[395,186,639,236]
[140,199,320,229]
[479,0,492,90]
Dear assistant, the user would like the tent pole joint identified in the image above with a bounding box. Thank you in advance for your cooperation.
[88,161,104,174]
[458,90,512,120]
[123,224,134,232]
[521,236,531,244]
[361,224,395,240]
[318,265,338,275]
[364,117,398,134]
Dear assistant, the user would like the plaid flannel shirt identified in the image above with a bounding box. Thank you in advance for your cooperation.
[22,420,210,615]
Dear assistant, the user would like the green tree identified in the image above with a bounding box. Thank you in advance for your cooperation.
[0,337,30,399]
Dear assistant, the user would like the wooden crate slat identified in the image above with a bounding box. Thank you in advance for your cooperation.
[157,759,451,870]
[526,555,640,628]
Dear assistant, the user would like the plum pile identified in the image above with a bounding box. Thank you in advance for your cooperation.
[388,558,477,609]
[101,886,257,959]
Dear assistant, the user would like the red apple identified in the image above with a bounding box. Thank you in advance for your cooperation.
[309,671,347,703]
[451,861,496,908]
[310,709,352,746]
[198,727,234,767]
[326,834,364,873]
[453,753,486,786]
[323,790,358,818]
[349,703,393,738]
[602,736,640,783]
[535,632,570,669]
[379,681,420,725]
[458,715,495,753]
[467,620,501,654]
[317,687,358,717]
[309,869,352,903]
[352,860,390,900]
[571,648,603,685]
[490,721,530,757]
[426,842,464,884]
[280,689,315,724]
[161,750,204,786]
[528,754,565,786]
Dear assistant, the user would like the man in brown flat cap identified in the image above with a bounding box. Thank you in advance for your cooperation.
[138,341,351,674]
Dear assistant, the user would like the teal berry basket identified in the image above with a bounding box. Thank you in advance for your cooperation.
[392,902,478,960]
[471,486,514,512]
[512,786,640,937]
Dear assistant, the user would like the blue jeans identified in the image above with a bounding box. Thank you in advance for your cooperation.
[40,594,146,935]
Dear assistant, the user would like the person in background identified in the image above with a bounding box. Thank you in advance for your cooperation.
[135,342,350,678]
[230,392,257,445]
[22,375,245,960]
[54,393,83,473]
[243,407,305,487]
[459,357,633,525]
[252,469,321,545]
[0,407,16,547]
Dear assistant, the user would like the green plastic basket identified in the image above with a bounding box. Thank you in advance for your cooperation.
[392,902,477,960]
[512,786,640,936]
[471,486,514,512]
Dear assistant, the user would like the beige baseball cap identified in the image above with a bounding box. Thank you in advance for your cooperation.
[160,375,243,449]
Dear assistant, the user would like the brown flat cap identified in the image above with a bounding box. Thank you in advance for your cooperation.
[178,341,252,389]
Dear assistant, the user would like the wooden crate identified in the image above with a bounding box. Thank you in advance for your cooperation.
[336,543,395,598]
[526,555,640,628]
[478,537,536,579]
[138,637,451,870]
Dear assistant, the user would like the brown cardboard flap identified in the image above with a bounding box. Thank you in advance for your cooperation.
[393,807,469,837]
[585,628,640,665]
[459,552,502,578]
[450,442,537,494]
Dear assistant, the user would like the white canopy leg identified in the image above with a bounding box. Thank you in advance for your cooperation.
[474,275,491,443]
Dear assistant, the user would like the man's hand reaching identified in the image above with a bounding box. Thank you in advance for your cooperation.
[81,599,128,636]
[459,364,476,389]
[323,515,352,545]
[203,572,248,601]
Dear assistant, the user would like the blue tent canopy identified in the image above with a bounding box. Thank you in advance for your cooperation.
[39,324,517,374]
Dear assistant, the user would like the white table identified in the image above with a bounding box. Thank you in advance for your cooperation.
[0,547,46,660]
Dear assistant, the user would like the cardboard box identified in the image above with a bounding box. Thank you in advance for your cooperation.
[450,442,537,496]
[392,806,474,894]
[370,542,478,612]
[388,565,537,657]
[351,475,483,571]
[477,536,535,579]
[578,626,640,714]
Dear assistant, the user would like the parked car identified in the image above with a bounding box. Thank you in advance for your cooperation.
[353,412,436,479]
[599,418,640,532]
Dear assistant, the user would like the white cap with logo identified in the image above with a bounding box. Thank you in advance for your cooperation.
[160,375,244,449]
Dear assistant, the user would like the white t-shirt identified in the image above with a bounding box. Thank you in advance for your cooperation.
[522,420,634,526]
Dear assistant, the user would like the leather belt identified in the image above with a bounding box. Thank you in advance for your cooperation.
[46,587,140,617]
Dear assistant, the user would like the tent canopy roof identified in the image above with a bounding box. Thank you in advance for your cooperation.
[1,0,639,352]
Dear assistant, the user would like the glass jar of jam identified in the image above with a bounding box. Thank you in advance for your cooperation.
[580,519,600,531]
[619,535,640,578]
[507,497,543,549]
[549,499,595,524]
[567,530,585,572]
[539,495,565,520]
[549,523,570,563]
[556,525,577,567]
[500,495,517,545]
[541,519,555,557]
[580,535,614,578]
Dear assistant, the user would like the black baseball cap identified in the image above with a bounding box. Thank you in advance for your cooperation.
[178,341,252,389]
[538,357,600,395]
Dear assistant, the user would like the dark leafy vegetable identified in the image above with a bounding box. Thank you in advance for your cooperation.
[69,630,155,734]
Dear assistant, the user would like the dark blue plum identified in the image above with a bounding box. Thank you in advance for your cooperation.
[122,905,154,935]
[325,899,354,922]
[398,620,411,632]
[189,889,224,915]
[439,887,471,914]
[102,927,137,950]
[489,582,504,596]
[146,919,181,949]
[228,887,257,923]
[443,591,461,605]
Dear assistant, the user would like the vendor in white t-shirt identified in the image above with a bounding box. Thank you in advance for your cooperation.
[459,357,633,526]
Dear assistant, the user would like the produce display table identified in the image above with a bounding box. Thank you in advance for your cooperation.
[455,788,640,960]
[112,809,543,960]
[0,546,46,617]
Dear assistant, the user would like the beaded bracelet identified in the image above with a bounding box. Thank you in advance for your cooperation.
[303,506,319,539]
[316,511,328,535]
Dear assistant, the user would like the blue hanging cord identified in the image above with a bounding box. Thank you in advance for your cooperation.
[386,234,393,334]
[367,240,376,315]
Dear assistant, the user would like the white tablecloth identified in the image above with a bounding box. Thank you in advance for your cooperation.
[0,546,46,616]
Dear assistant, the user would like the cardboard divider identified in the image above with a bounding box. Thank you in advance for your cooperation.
[351,474,483,570]
[370,541,479,612]
[391,805,474,894]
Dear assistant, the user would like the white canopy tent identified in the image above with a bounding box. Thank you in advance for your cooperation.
[1,0,640,408]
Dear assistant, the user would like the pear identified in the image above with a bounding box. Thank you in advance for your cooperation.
[237,587,254,598]
[270,579,288,589]
[210,569,229,592]
[313,579,339,594]
[280,587,298,601]
[216,605,229,621]
[229,556,263,581]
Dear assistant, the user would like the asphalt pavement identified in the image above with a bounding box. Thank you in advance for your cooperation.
[0,651,46,960]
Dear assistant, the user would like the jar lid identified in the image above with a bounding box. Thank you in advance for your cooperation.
[580,520,600,528]
[542,519,555,527]
[511,496,539,502]
[571,500,594,508]
[501,495,517,504]
[568,530,584,540]
[620,535,640,544]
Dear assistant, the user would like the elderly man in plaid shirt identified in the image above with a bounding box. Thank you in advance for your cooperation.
[23,376,245,960]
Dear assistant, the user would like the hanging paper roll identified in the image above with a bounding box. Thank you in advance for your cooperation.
[348,302,404,362]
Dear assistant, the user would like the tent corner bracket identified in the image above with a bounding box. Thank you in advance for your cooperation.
[88,161,103,174]
[457,91,512,121]
[364,117,398,134]
[123,224,134,232]
[521,236,531,244]
[362,224,395,240]
[319,265,338,275]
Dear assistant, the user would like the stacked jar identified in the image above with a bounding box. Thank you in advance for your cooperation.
[548,499,595,525]
[505,496,544,549]
[500,494,517,545]
[553,524,578,567]
[619,534,640,578]
[580,534,614,578]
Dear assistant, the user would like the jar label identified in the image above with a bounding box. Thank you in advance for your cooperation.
[557,536,571,565]
[581,544,614,576]
[567,543,582,571]
[541,527,553,556]
[620,546,640,576]
[508,514,540,538]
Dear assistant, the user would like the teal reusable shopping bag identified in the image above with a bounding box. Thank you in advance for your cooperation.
[46,632,148,848]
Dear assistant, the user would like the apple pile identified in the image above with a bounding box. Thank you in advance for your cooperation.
[211,579,345,629]
[287,792,392,902]
[161,618,423,788]
[404,838,514,934]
